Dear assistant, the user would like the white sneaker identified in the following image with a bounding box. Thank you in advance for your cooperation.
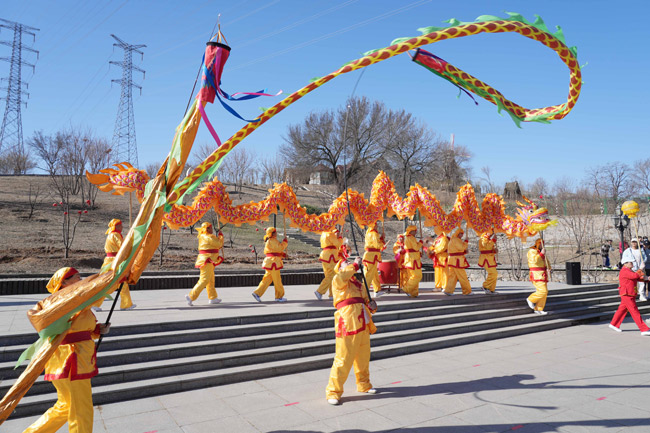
[374,291,385,298]
[526,299,536,310]
[185,295,193,306]
[252,293,261,303]
[121,304,136,311]
[314,291,323,301]
[91,306,102,312]
[366,388,378,394]
[533,310,548,316]
[276,297,287,303]
[464,292,473,296]
[443,291,453,296]
[327,398,340,405]
[641,331,650,336]
[608,324,622,333]
[329,296,334,301]
[640,296,648,302]
[208,298,222,304]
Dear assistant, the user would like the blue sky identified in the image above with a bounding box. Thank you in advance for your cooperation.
[2,0,648,188]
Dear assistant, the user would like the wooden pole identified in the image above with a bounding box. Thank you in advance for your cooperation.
[129,192,133,228]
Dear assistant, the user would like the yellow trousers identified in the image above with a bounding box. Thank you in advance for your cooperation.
[482,266,498,291]
[316,261,336,296]
[364,262,381,293]
[24,378,93,433]
[91,281,132,310]
[326,330,372,400]
[528,281,548,311]
[434,266,447,289]
[254,269,285,299]
[402,267,422,297]
[189,263,218,300]
[444,268,472,295]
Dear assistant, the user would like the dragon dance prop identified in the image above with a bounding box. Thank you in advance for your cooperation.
[1,12,575,423]
[89,166,554,239]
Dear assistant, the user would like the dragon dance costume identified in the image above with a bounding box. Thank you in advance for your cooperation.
[429,233,449,290]
[186,222,224,305]
[401,225,423,297]
[325,260,377,403]
[24,268,101,433]
[315,229,343,299]
[253,227,288,302]
[100,219,134,310]
[362,224,385,295]
[527,239,549,313]
[478,231,498,293]
[443,228,472,295]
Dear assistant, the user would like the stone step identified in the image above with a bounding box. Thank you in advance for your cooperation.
[0,286,618,365]
[10,303,645,419]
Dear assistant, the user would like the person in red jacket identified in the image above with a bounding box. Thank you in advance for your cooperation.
[609,256,650,335]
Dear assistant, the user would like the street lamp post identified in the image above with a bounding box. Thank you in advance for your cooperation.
[612,207,630,261]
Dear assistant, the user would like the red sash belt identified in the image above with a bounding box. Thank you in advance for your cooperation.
[480,250,496,254]
[62,331,92,345]
[449,252,465,256]
[336,297,364,309]
[365,248,381,252]
[199,249,220,254]
[105,252,116,257]
[405,249,420,253]
[266,253,284,257]
[323,246,337,250]
[529,267,547,271]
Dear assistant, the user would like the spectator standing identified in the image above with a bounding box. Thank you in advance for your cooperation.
[600,239,612,269]
[642,239,650,301]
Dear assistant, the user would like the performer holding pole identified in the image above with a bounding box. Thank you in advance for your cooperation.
[325,256,377,405]
[526,239,549,315]
[95,219,135,311]
[252,227,288,302]
[23,267,110,433]
[443,228,472,296]
[401,225,423,297]
[478,230,499,294]
[429,231,449,292]
[315,228,343,300]
[363,222,385,298]
[185,222,224,306]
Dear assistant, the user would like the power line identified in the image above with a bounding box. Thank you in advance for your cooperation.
[109,34,145,166]
[0,18,39,158]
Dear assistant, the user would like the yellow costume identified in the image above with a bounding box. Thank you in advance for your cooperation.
[429,233,449,290]
[187,222,224,304]
[443,229,472,295]
[527,239,548,312]
[401,226,422,297]
[362,225,385,294]
[25,268,100,433]
[253,227,288,301]
[326,261,377,403]
[316,230,343,299]
[478,232,498,293]
[100,219,134,310]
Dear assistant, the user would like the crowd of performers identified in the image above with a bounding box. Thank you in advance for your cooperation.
[23,218,650,432]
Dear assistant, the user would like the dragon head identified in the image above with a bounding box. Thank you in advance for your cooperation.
[515,195,556,232]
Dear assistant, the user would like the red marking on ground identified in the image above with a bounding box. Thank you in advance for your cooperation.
[284,402,299,406]
[597,397,607,401]
[473,364,481,367]
[511,425,524,430]
[391,381,402,384]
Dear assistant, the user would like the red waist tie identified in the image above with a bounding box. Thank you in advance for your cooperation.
[266,253,284,257]
[61,331,92,345]
[365,248,381,252]
[336,297,365,309]
[323,246,337,250]
[529,267,547,271]
[199,249,220,254]
[449,252,465,256]
[405,249,420,253]
[105,252,116,257]
[480,250,496,254]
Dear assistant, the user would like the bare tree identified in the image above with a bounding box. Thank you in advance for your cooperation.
[156,224,172,267]
[145,161,162,179]
[258,154,287,185]
[221,147,256,193]
[27,183,44,220]
[82,137,112,207]
[479,166,499,194]
[526,177,549,199]
[633,158,650,196]
[585,162,632,205]
[382,111,438,196]
[0,145,36,174]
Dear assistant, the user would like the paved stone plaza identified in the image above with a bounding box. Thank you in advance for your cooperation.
[2,283,650,432]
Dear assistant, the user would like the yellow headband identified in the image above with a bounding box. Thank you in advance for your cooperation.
[106,218,122,234]
[46,267,79,294]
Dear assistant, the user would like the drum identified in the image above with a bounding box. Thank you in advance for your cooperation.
[378,260,399,285]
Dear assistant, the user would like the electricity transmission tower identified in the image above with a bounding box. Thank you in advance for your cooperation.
[0,18,39,155]
[109,34,145,166]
